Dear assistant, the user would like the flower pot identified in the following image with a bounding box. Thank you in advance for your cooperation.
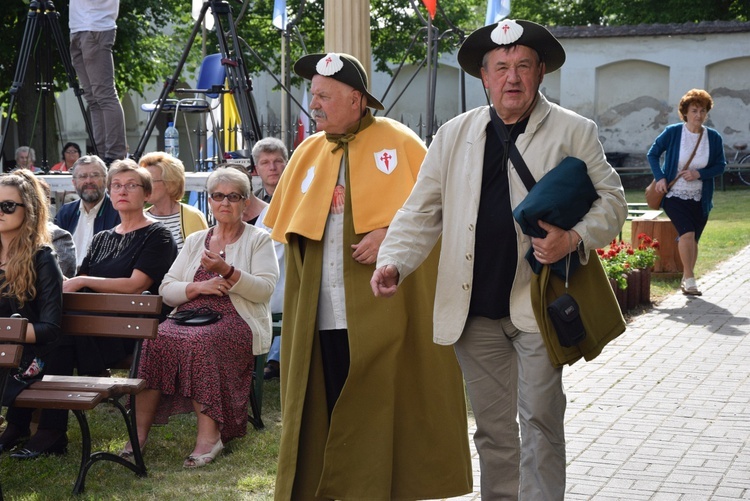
[626,269,641,309]
[639,267,652,304]
[609,278,627,312]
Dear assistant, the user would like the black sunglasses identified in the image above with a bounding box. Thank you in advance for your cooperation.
[209,192,245,203]
[0,201,25,215]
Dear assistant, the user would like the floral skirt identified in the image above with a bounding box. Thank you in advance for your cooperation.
[138,267,254,442]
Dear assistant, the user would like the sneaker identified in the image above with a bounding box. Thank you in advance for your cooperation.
[681,277,702,296]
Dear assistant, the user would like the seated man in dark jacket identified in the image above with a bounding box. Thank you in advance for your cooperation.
[54,155,120,268]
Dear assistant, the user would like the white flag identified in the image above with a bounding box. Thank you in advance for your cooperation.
[485,0,511,25]
[300,89,310,136]
[192,0,214,31]
[272,0,288,30]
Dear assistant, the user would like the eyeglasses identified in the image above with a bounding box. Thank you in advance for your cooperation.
[110,183,144,192]
[64,149,79,155]
[0,201,25,215]
[74,173,103,180]
[209,192,245,203]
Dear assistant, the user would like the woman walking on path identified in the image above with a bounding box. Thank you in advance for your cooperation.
[647,88,726,296]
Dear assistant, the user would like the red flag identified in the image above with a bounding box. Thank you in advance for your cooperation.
[421,0,436,19]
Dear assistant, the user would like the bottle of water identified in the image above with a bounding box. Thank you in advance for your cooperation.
[164,122,179,157]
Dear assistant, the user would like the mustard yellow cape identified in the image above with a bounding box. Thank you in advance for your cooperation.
[268,115,472,500]
[264,111,428,243]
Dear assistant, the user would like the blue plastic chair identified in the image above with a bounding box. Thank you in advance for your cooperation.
[174,53,227,164]
[141,54,227,164]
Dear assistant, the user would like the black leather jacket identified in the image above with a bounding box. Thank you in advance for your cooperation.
[2,246,63,347]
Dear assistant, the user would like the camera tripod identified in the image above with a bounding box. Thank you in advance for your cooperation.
[133,0,262,162]
[0,0,97,172]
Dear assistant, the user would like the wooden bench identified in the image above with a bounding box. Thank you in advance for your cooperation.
[4,292,267,494]
[619,203,663,240]
[627,202,662,221]
[7,293,162,495]
[719,162,748,190]
[0,316,30,500]
[614,166,653,178]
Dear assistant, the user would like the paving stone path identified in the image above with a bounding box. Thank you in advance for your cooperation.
[442,245,750,500]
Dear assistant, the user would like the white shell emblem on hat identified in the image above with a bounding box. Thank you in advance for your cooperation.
[316,53,344,76]
[374,149,398,175]
[490,19,523,46]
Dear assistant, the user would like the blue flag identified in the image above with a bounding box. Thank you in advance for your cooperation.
[273,0,287,30]
[485,0,511,25]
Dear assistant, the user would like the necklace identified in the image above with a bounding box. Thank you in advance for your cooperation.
[212,225,243,254]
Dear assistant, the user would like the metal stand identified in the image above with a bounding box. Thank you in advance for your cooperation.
[133,0,262,162]
[375,0,464,145]
[0,0,97,172]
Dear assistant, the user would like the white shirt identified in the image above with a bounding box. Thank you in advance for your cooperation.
[317,161,347,330]
[256,206,285,315]
[69,0,119,33]
[72,197,106,267]
[668,124,709,202]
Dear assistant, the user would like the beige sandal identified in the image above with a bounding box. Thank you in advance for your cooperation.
[681,278,702,296]
[183,439,223,469]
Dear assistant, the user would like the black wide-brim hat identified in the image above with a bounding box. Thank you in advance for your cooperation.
[458,19,566,79]
[294,52,385,110]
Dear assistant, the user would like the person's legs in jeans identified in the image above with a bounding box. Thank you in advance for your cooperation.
[264,336,281,379]
[508,319,566,500]
[454,316,520,500]
[70,30,127,160]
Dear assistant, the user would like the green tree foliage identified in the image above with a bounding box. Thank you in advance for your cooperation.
[0,0,188,160]
[0,0,189,105]
[508,0,749,26]
[3,0,747,103]
[2,0,747,159]
[369,0,485,73]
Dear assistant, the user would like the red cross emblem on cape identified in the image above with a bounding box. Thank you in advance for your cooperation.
[373,149,398,175]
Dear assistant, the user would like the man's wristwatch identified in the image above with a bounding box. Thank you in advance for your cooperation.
[576,236,585,259]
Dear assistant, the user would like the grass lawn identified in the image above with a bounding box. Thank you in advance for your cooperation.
[0,379,282,500]
[1,187,748,500]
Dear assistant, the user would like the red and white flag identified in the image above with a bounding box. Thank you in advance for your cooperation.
[294,89,310,148]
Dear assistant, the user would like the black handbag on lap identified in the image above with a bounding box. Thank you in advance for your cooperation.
[168,307,221,326]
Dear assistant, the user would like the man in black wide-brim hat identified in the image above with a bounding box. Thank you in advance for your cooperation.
[373,19,627,499]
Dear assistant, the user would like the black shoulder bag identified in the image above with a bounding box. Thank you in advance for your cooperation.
[489,108,586,348]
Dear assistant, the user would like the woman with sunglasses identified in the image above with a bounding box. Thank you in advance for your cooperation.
[139,151,208,251]
[223,163,267,225]
[0,170,70,459]
[122,167,278,468]
[63,159,177,376]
